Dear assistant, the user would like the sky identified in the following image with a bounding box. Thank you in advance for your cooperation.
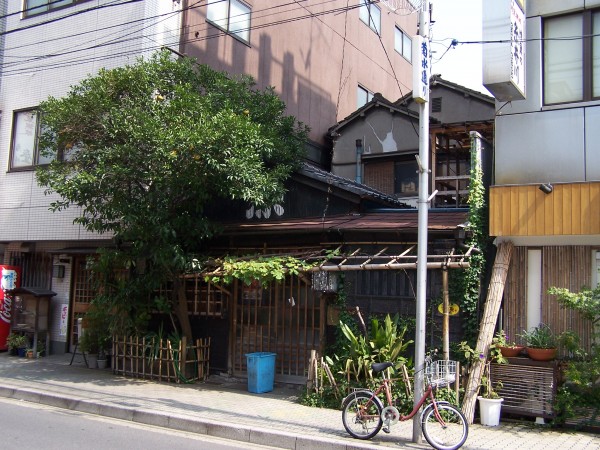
[427,0,489,95]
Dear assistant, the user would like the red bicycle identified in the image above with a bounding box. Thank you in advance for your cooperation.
[341,359,468,450]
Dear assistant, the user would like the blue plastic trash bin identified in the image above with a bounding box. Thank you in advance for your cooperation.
[246,352,276,393]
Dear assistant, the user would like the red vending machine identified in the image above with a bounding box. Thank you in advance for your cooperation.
[0,266,21,351]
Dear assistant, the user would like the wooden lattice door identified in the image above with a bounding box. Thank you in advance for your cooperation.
[69,255,96,350]
[233,275,323,382]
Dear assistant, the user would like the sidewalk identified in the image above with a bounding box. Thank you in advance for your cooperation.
[0,353,598,450]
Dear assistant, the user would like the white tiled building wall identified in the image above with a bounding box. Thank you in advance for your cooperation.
[0,1,182,352]
[0,0,182,242]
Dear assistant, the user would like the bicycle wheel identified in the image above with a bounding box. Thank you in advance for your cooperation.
[421,403,468,450]
[342,391,383,439]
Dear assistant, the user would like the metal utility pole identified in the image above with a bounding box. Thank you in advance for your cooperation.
[412,0,432,443]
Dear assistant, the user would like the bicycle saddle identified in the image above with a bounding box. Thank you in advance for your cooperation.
[371,362,394,373]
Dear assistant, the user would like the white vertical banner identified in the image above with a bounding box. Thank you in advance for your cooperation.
[60,304,69,336]
[412,35,430,103]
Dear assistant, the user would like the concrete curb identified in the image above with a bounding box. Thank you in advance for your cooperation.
[0,384,381,450]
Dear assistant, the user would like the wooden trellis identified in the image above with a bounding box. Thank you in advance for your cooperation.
[112,335,211,383]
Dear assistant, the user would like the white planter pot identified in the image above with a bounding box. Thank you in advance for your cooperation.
[478,396,503,426]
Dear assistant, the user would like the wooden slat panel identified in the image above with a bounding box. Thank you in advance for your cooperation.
[491,358,558,418]
[591,183,600,234]
[570,184,581,234]
[503,247,527,346]
[489,182,600,236]
[581,183,591,234]
[542,246,593,353]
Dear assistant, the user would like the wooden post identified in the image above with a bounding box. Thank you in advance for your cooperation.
[442,265,450,360]
[462,241,514,424]
[307,350,316,390]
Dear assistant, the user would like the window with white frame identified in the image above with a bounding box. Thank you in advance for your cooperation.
[24,0,81,17]
[544,10,600,104]
[9,109,59,170]
[357,85,374,108]
[359,0,381,34]
[207,0,251,43]
[395,26,412,62]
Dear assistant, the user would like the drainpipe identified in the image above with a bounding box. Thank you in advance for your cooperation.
[355,139,363,183]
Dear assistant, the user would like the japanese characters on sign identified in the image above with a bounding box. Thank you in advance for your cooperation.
[510,0,525,94]
[412,35,430,104]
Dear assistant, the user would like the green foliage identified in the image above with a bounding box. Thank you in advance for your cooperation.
[6,333,28,350]
[329,314,413,382]
[449,138,489,344]
[520,324,557,349]
[208,255,316,287]
[548,285,600,346]
[79,303,113,357]
[457,341,505,398]
[548,286,600,427]
[35,50,308,337]
[554,349,600,426]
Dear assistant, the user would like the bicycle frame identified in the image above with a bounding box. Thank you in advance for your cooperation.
[357,377,449,426]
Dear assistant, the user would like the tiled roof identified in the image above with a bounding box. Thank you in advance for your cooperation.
[298,163,411,208]
[223,210,468,235]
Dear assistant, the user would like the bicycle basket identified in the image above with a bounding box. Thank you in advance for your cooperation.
[425,360,456,387]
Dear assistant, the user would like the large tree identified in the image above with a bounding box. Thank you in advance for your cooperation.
[36,50,308,339]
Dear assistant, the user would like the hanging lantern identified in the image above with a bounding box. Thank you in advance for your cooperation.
[311,271,339,293]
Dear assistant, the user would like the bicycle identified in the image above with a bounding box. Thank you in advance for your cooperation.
[341,359,468,450]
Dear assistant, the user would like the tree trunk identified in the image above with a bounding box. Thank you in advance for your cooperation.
[462,241,514,424]
[173,277,193,342]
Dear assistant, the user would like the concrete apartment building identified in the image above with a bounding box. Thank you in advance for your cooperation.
[0,0,182,353]
[180,0,417,164]
[485,0,600,352]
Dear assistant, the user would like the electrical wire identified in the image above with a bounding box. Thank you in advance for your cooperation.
[0,0,401,81]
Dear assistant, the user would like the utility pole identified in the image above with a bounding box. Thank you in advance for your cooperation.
[412,0,432,443]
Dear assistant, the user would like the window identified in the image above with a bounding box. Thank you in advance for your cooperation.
[24,0,81,17]
[357,85,374,108]
[359,0,381,34]
[544,10,600,104]
[395,26,412,62]
[207,0,251,43]
[394,159,419,196]
[9,109,63,170]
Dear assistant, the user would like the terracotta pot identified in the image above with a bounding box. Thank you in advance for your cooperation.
[500,346,525,357]
[526,347,557,361]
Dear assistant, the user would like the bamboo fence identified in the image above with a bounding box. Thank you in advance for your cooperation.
[112,335,211,383]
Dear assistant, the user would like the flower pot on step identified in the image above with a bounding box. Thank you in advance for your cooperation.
[499,346,525,357]
[526,347,557,361]
[478,397,504,426]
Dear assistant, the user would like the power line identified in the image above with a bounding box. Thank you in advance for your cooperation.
[1,0,405,83]
[0,0,144,37]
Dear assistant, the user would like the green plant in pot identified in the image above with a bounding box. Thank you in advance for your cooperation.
[493,330,525,358]
[6,333,28,356]
[520,324,558,361]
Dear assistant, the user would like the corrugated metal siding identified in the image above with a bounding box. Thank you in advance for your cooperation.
[489,182,600,236]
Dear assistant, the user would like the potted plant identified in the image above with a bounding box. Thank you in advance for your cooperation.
[477,361,504,426]
[96,333,111,369]
[493,330,524,357]
[78,330,99,368]
[6,333,28,356]
[520,324,558,361]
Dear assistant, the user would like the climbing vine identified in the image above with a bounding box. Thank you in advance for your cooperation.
[449,136,490,344]
[206,255,316,286]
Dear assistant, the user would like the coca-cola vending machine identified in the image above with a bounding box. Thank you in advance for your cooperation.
[0,266,21,351]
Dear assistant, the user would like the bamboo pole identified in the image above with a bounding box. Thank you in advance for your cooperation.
[462,241,514,424]
[442,265,450,360]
